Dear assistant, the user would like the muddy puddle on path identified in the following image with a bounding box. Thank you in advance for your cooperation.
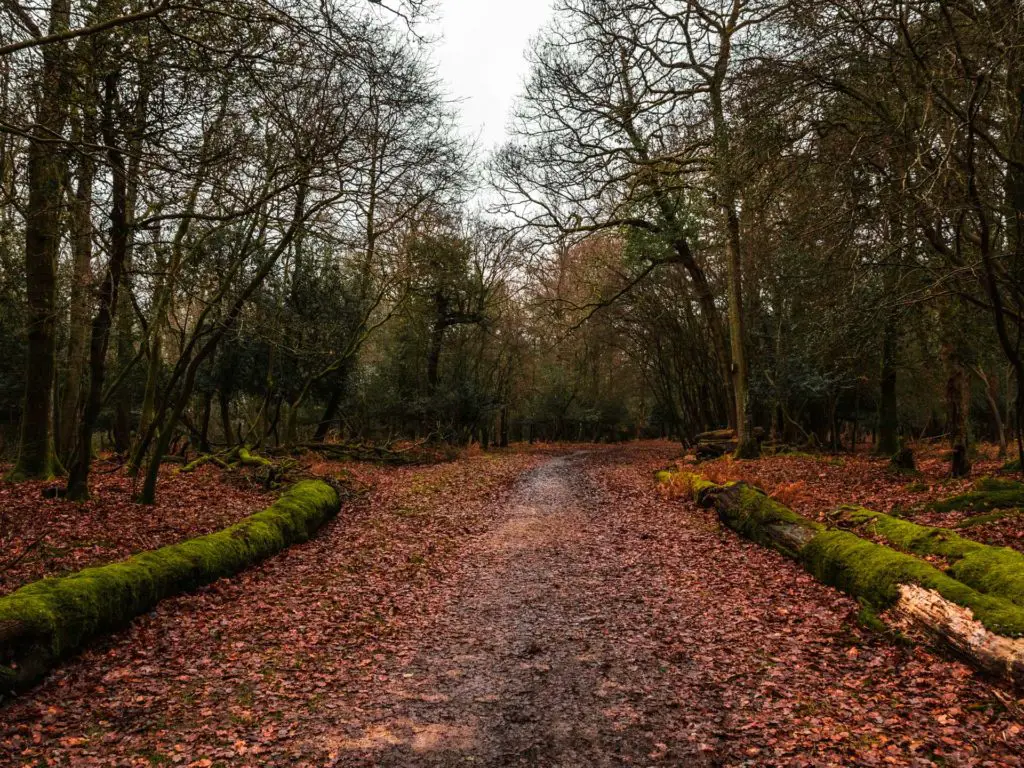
[326,452,701,767]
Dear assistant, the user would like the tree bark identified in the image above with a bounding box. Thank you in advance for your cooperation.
[58,122,96,461]
[312,369,349,443]
[974,366,1007,458]
[10,0,72,480]
[219,390,233,447]
[707,19,756,456]
[944,340,972,478]
[876,312,900,456]
[112,293,133,453]
[198,392,213,453]
[66,72,132,500]
[426,293,447,395]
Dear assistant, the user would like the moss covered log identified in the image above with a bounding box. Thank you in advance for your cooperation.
[660,471,1024,684]
[928,477,1024,513]
[834,506,1024,609]
[0,479,340,693]
[700,481,823,558]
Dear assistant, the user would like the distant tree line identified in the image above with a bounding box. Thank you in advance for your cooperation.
[0,0,1020,499]
[495,0,1024,473]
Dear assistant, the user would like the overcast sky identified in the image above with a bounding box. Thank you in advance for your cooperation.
[426,0,555,152]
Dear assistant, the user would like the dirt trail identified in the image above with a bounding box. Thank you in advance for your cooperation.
[2,445,1023,766]
[323,449,1024,766]
[327,452,699,765]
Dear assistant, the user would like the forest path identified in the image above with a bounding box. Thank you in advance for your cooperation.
[324,452,702,766]
[2,445,1021,766]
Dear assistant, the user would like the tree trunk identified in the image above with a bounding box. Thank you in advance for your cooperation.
[945,343,972,478]
[499,405,510,448]
[112,77,146,455]
[112,296,133,453]
[10,0,72,480]
[312,371,348,442]
[723,203,757,458]
[199,390,213,453]
[975,366,1008,458]
[219,390,233,447]
[427,294,447,395]
[708,33,756,456]
[59,131,96,461]
[889,584,1024,683]
[876,313,900,456]
[66,73,132,500]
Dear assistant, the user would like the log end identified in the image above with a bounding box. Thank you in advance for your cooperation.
[892,584,1024,682]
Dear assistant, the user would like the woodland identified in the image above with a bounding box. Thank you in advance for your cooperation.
[1,0,1024,765]
[0,0,1021,491]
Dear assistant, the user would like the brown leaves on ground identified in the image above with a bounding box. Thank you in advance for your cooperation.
[670,443,1024,552]
[0,461,273,596]
[0,443,1022,766]
[0,450,542,766]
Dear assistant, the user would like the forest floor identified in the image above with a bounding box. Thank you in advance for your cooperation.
[0,461,274,596]
[686,443,1024,551]
[2,443,1024,766]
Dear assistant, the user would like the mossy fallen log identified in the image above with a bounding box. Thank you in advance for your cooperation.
[179,453,231,473]
[180,446,272,473]
[696,481,823,558]
[834,506,1024,609]
[959,509,1024,528]
[664,472,1024,684]
[0,479,340,694]
[928,477,1024,513]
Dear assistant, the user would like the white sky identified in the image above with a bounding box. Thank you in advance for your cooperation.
[426,0,556,152]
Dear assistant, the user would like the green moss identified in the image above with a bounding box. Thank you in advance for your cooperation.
[718,483,823,557]
[929,488,1024,513]
[800,529,1024,636]
[5,451,65,483]
[855,599,887,633]
[0,480,340,693]
[839,506,977,557]
[973,476,1024,493]
[672,474,1024,645]
[238,447,272,468]
[837,505,1024,610]
[958,509,1024,528]
[683,473,722,501]
[682,474,1024,640]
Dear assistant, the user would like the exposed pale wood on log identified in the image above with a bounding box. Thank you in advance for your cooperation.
[892,584,1024,681]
